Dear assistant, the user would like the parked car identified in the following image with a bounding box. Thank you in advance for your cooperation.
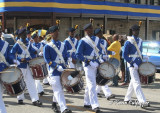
[142,40,160,72]
[2,34,15,49]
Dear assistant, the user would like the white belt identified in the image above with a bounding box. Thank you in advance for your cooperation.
[129,55,140,57]
[84,56,98,60]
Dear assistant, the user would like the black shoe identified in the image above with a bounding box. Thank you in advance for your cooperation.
[94,107,101,113]
[62,109,72,113]
[97,93,103,98]
[107,94,115,100]
[124,100,133,105]
[52,102,59,113]
[43,83,50,85]
[32,100,42,107]
[84,105,92,108]
[39,91,45,96]
[140,102,150,108]
[18,100,24,105]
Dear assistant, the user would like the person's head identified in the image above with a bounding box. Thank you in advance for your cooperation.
[38,36,43,42]
[94,28,103,38]
[112,34,119,41]
[83,23,93,37]
[32,33,39,43]
[75,34,80,40]
[68,28,76,38]
[131,24,140,37]
[26,30,31,38]
[49,26,59,41]
[18,28,27,39]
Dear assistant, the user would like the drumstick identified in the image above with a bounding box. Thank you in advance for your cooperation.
[0,71,14,74]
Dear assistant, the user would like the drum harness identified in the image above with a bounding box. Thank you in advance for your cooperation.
[0,41,9,66]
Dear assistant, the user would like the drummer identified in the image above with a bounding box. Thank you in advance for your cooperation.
[94,28,116,100]
[123,25,149,108]
[43,26,72,113]
[76,23,102,113]
[10,27,42,106]
[0,28,12,113]
[64,28,78,68]
[30,33,45,96]
[107,34,121,87]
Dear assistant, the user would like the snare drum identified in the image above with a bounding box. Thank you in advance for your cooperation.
[29,57,48,80]
[96,62,115,85]
[61,69,84,93]
[108,58,120,75]
[138,62,156,76]
[0,66,26,96]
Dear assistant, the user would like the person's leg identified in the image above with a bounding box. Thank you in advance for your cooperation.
[0,83,7,113]
[35,80,44,93]
[101,85,112,98]
[112,75,118,86]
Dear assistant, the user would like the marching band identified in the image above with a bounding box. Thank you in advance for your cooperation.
[0,23,154,113]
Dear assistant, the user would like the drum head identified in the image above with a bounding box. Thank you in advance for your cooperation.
[29,57,45,66]
[61,69,81,86]
[108,58,120,75]
[98,62,115,79]
[1,66,21,83]
[139,62,156,76]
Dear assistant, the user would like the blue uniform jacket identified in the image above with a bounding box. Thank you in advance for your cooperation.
[123,36,142,67]
[0,39,12,72]
[76,35,102,66]
[43,39,69,76]
[31,42,45,58]
[64,36,78,60]
[10,38,36,68]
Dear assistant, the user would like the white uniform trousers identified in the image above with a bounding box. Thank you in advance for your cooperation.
[43,77,49,84]
[96,85,112,98]
[17,65,39,102]
[124,67,146,103]
[49,76,67,113]
[35,80,44,93]
[0,82,7,113]
[84,65,99,109]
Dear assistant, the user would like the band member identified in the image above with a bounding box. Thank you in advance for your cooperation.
[94,28,115,100]
[0,28,12,113]
[123,25,149,108]
[43,26,72,113]
[76,23,102,113]
[26,30,32,42]
[107,34,121,87]
[10,28,42,106]
[31,33,45,96]
[64,28,78,68]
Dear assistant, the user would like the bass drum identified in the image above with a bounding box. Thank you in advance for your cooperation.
[138,62,156,76]
[108,58,120,75]
[96,61,115,86]
[0,66,26,96]
[61,69,84,93]
[29,57,48,80]
[140,74,155,84]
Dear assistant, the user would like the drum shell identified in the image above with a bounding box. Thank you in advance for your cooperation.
[29,57,48,80]
[61,69,84,93]
[138,62,156,77]
[0,66,26,96]
[139,74,155,84]
[96,73,110,86]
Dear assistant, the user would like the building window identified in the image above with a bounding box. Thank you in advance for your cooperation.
[135,0,141,4]
[150,0,154,5]
[124,0,129,3]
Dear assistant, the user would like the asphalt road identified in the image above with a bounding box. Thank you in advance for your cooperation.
[3,73,160,113]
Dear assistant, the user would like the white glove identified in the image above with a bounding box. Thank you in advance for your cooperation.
[112,51,116,55]
[89,61,99,69]
[13,59,20,65]
[103,55,108,59]
[38,52,43,56]
[99,58,104,63]
[68,75,73,80]
[143,56,149,61]
[57,65,64,72]
[68,57,72,62]
[133,63,138,70]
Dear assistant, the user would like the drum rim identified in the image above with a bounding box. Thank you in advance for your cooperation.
[61,70,84,87]
[1,66,22,84]
[98,61,116,79]
[138,62,156,76]
[29,57,45,65]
